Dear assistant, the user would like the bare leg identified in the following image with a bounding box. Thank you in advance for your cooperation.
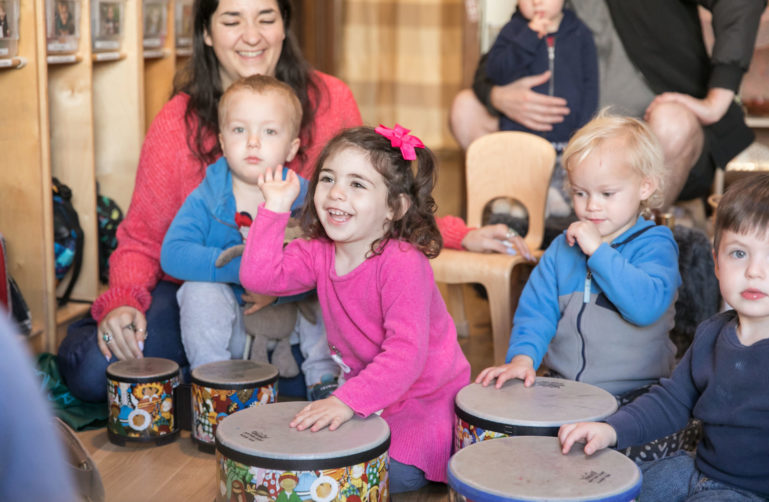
[645,101,705,210]
[449,89,500,150]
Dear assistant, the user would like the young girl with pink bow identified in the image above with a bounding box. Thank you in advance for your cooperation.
[240,125,471,493]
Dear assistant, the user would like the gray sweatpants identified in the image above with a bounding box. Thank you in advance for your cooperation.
[177,282,337,386]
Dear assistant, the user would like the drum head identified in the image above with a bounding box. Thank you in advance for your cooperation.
[215,402,390,470]
[191,360,278,389]
[448,436,641,501]
[106,357,180,382]
[455,378,617,429]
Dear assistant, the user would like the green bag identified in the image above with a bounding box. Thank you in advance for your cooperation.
[35,353,107,431]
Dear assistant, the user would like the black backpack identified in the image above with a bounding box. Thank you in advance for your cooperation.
[53,177,84,306]
[96,188,123,284]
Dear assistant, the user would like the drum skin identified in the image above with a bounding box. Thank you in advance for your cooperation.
[454,378,617,451]
[448,436,641,502]
[214,402,391,502]
[106,357,181,444]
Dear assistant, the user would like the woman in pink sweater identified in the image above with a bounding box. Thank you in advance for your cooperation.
[241,126,472,492]
[57,0,525,404]
[57,0,362,402]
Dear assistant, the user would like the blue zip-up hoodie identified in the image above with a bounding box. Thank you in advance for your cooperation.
[160,157,308,303]
[507,216,680,395]
[486,8,598,144]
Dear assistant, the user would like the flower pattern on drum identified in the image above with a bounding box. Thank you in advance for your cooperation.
[453,415,507,451]
[192,383,277,445]
[107,376,179,439]
[216,452,389,502]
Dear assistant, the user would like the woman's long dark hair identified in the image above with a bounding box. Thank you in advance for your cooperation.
[173,0,318,167]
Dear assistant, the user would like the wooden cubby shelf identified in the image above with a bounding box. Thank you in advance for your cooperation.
[0,0,181,353]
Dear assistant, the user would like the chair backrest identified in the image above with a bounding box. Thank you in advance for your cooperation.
[465,131,557,251]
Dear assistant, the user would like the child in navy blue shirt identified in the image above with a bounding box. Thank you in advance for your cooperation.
[486,0,597,216]
[560,173,769,501]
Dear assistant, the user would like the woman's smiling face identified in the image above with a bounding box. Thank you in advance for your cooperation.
[204,0,286,89]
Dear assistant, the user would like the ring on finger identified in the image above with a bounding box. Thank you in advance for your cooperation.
[102,331,112,343]
[506,228,519,239]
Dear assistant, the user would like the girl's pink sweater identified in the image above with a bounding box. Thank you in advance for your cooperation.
[91,72,363,321]
[240,208,471,482]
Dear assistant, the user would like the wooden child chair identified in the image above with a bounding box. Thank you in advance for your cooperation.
[432,131,556,364]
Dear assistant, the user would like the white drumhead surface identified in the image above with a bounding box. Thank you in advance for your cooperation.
[448,436,641,501]
[106,357,179,380]
[216,401,390,460]
[456,378,617,427]
[191,360,278,386]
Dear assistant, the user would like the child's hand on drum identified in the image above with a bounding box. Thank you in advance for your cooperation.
[258,165,301,213]
[290,396,354,432]
[558,422,617,456]
[475,355,536,388]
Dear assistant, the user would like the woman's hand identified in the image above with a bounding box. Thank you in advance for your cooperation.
[558,422,617,456]
[475,355,536,388]
[461,224,535,261]
[258,165,300,213]
[490,72,570,132]
[289,396,354,432]
[98,306,147,361]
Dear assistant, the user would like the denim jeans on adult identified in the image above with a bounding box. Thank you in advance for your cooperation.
[57,281,188,403]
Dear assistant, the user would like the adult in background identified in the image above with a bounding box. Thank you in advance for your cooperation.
[58,0,524,403]
[451,0,765,211]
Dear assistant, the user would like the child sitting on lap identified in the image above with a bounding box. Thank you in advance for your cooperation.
[160,75,338,398]
[477,110,680,396]
[240,125,471,494]
[560,173,769,501]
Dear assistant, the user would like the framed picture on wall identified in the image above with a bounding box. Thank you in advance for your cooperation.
[0,0,19,59]
[46,0,80,53]
[92,0,124,52]
[143,0,167,49]
[175,0,193,51]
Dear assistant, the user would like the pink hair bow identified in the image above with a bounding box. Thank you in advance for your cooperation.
[375,124,425,161]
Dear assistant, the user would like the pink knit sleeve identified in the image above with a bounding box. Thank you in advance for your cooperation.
[91,95,211,322]
[436,214,474,250]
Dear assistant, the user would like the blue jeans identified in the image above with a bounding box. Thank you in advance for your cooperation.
[640,451,768,501]
[57,281,189,403]
[57,281,308,402]
[390,459,429,494]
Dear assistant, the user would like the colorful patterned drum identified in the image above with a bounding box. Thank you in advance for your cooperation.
[455,378,617,450]
[190,359,279,452]
[448,436,641,501]
[215,402,390,502]
[106,357,181,445]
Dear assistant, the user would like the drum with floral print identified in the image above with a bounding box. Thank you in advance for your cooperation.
[191,359,279,452]
[106,357,181,446]
[215,402,390,502]
[454,378,617,451]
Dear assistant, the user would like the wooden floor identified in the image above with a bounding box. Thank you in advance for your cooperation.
[76,285,494,502]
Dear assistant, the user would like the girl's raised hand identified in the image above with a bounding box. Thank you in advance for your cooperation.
[290,396,354,432]
[257,165,301,213]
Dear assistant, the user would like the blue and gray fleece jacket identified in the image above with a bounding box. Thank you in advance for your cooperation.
[507,216,680,395]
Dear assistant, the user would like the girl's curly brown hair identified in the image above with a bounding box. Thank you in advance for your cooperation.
[299,126,442,259]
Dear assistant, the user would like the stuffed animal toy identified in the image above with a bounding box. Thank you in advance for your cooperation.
[214,218,313,377]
